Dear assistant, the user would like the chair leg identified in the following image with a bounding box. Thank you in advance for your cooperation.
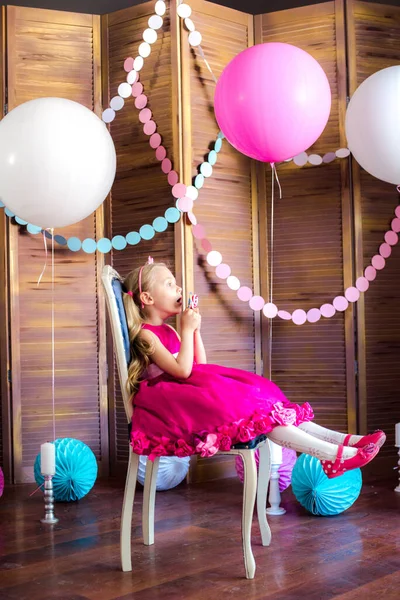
[142,457,160,546]
[239,450,257,579]
[120,452,139,572]
[257,441,272,546]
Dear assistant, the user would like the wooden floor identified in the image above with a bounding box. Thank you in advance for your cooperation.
[0,476,399,600]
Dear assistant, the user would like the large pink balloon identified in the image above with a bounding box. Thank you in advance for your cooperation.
[214,43,331,163]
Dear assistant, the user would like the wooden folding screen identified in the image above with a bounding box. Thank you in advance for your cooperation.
[180,0,259,479]
[5,6,108,482]
[1,0,400,483]
[103,1,180,474]
[254,1,355,434]
[347,0,400,454]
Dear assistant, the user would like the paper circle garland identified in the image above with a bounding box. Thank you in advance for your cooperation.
[2,1,397,332]
[291,454,362,516]
[34,438,98,502]
[235,447,297,492]
[155,1,166,16]
[137,455,190,491]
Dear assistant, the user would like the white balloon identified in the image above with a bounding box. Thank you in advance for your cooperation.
[137,455,190,491]
[345,66,400,185]
[0,98,116,229]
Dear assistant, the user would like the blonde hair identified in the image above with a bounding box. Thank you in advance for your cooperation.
[123,262,167,396]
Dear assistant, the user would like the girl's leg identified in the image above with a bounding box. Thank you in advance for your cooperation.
[267,425,357,461]
[297,421,367,446]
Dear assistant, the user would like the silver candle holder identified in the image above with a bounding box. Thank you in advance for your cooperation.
[395,448,400,494]
[40,475,59,524]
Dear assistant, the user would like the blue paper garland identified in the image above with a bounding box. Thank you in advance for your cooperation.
[1,132,225,253]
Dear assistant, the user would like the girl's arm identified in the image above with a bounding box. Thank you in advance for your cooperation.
[194,330,207,364]
[140,310,199,379]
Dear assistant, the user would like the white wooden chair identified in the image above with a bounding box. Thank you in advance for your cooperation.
[102,265,272,579]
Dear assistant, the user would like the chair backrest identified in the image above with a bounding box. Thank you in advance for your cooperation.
[101,265,133,422]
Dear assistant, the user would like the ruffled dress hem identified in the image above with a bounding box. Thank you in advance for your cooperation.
[130,401,314,461]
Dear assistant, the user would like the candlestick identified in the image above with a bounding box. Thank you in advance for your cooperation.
[269,440,283,464]
[40,475,59,524]
[395,423,400,447]
[266,441,286,515]
[395,449,400,494]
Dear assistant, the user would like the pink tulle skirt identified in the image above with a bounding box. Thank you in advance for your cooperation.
[130,364,314,460]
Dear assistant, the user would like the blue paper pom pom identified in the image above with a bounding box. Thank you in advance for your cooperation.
[291,453,362,516]
[34,438,98,502]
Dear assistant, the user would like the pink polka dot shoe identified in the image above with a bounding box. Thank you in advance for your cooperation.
[321,442,380,479]
[343,430,386,449]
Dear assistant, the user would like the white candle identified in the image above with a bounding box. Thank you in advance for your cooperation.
[395,423,400,447]
[40,442,56,475]
[269,440,283,464]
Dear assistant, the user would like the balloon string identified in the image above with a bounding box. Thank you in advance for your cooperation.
[29,483,44,497]
[268,164,275,381]
[197,46,218,84]
[37,231,49,287]
[51,229,56,443]
[270,165,275,306]
[273,164,282,199]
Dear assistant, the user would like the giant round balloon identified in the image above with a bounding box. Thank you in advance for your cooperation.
[137,455,190,491]
[235,446,297,492]
[345,66,400,185]
[0,97,116,229]
[214,43,331,164]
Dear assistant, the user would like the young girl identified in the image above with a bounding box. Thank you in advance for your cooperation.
[123,258,385,479]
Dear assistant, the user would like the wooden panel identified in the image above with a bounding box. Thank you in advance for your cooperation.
[181,0,255,481]
[347,0,400,453]
[256,1,354,433]
[7,7,107,482]
[105,1,176,471]
[0,6,9,479]
[185,0,256,372]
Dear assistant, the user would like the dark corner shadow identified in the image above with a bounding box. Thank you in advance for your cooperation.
[196,249,248,326]
[191,48,216,120]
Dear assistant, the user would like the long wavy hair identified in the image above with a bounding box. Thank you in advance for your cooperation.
[123,262,166,396]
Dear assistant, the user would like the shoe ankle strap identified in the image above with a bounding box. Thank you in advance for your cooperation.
[336,443,345,462]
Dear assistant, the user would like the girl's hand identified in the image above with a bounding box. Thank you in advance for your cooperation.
[193,307,201,332]
[181,307,200,332]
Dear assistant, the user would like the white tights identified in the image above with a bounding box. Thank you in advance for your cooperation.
[266,421,360,462]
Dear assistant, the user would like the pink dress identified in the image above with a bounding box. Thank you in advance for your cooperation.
[130,323,314,460]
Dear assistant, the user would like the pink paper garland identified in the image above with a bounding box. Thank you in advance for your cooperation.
[196,202,400,325]
[107,68,190,214]
[130,77,189,205]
